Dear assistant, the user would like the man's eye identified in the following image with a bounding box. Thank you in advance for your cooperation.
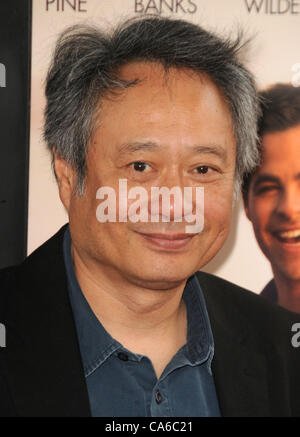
[131,161,150,172]
[256,185,278,195]
[195,166,210,174]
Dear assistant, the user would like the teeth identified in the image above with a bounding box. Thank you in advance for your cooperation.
[277,229,300,239]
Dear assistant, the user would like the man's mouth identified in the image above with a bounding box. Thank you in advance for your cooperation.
[135,231,196,250]
[272,229,300,244]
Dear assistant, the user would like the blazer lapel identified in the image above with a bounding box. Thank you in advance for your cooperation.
[210,316,270,417]
[198,272,271,417]
[4,225,91,416]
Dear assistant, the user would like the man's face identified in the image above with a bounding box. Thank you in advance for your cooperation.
[246,124,300,282]
[65,62,236,289]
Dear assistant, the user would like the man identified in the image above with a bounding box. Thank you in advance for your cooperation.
[243,84,300,314]
[0,17,299,417]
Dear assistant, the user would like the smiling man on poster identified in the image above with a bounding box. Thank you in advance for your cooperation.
[243,83,300,314]
[0,16,299,417]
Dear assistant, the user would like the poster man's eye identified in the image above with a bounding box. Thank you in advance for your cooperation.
[255,185,279,195]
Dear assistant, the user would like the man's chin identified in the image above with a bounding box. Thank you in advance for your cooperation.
[271,260,300,283]
[126,266,197,290]
[279,269,300,283]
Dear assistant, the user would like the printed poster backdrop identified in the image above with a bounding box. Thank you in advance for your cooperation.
[29,0,300,293]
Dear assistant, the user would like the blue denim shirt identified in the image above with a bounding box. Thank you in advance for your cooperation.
[63,227,221,417]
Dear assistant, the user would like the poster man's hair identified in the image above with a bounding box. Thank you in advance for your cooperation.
[242,82,300,202]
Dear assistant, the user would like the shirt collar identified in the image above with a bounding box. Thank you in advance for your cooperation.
[183,274,214,366]
[63,226,214,377]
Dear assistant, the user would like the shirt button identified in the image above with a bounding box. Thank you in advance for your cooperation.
[117,352,129,361]
[155,390,163,404]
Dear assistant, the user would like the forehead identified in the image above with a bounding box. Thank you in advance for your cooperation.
[99,61,233,129]
[259,124,300,170]
[115,61,223,102]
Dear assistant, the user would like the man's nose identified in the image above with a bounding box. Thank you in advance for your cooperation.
[275,186,300,220]
[148,169,187,222]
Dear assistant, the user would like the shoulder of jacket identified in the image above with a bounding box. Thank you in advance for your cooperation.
[0,224,68,313]
[196,270,300,334]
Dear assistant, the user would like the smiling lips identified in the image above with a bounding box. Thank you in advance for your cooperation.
[272,229,300,244]
[137,232,196,249]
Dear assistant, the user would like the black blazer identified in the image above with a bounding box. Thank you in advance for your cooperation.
[0,225,299,417]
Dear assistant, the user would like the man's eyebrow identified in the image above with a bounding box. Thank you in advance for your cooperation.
[253,173,300,189]
[118,142,160,155]
[118,141,227,160]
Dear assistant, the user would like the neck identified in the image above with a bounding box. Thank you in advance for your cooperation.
[71,242,188,376]
[273,272,300,314]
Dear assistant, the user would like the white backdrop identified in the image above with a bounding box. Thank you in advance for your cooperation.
[29,0,300,293]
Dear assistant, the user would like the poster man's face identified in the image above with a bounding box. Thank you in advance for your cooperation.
[62,62,236,289]
[246,124,300,282]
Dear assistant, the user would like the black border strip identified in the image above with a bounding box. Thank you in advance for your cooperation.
[0,0,32,268]
[24,0,32,260]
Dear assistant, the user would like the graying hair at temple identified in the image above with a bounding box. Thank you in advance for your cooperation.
[44,15,261,195]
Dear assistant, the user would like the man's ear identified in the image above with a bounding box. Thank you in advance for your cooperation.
[52,148,76,211]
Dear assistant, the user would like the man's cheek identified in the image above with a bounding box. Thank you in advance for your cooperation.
[204,195,232,228]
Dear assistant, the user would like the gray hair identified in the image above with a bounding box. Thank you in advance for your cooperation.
[44,15,261,195]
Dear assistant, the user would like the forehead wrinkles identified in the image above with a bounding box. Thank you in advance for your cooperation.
[89,62,235,155]
[101,62,222,109]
